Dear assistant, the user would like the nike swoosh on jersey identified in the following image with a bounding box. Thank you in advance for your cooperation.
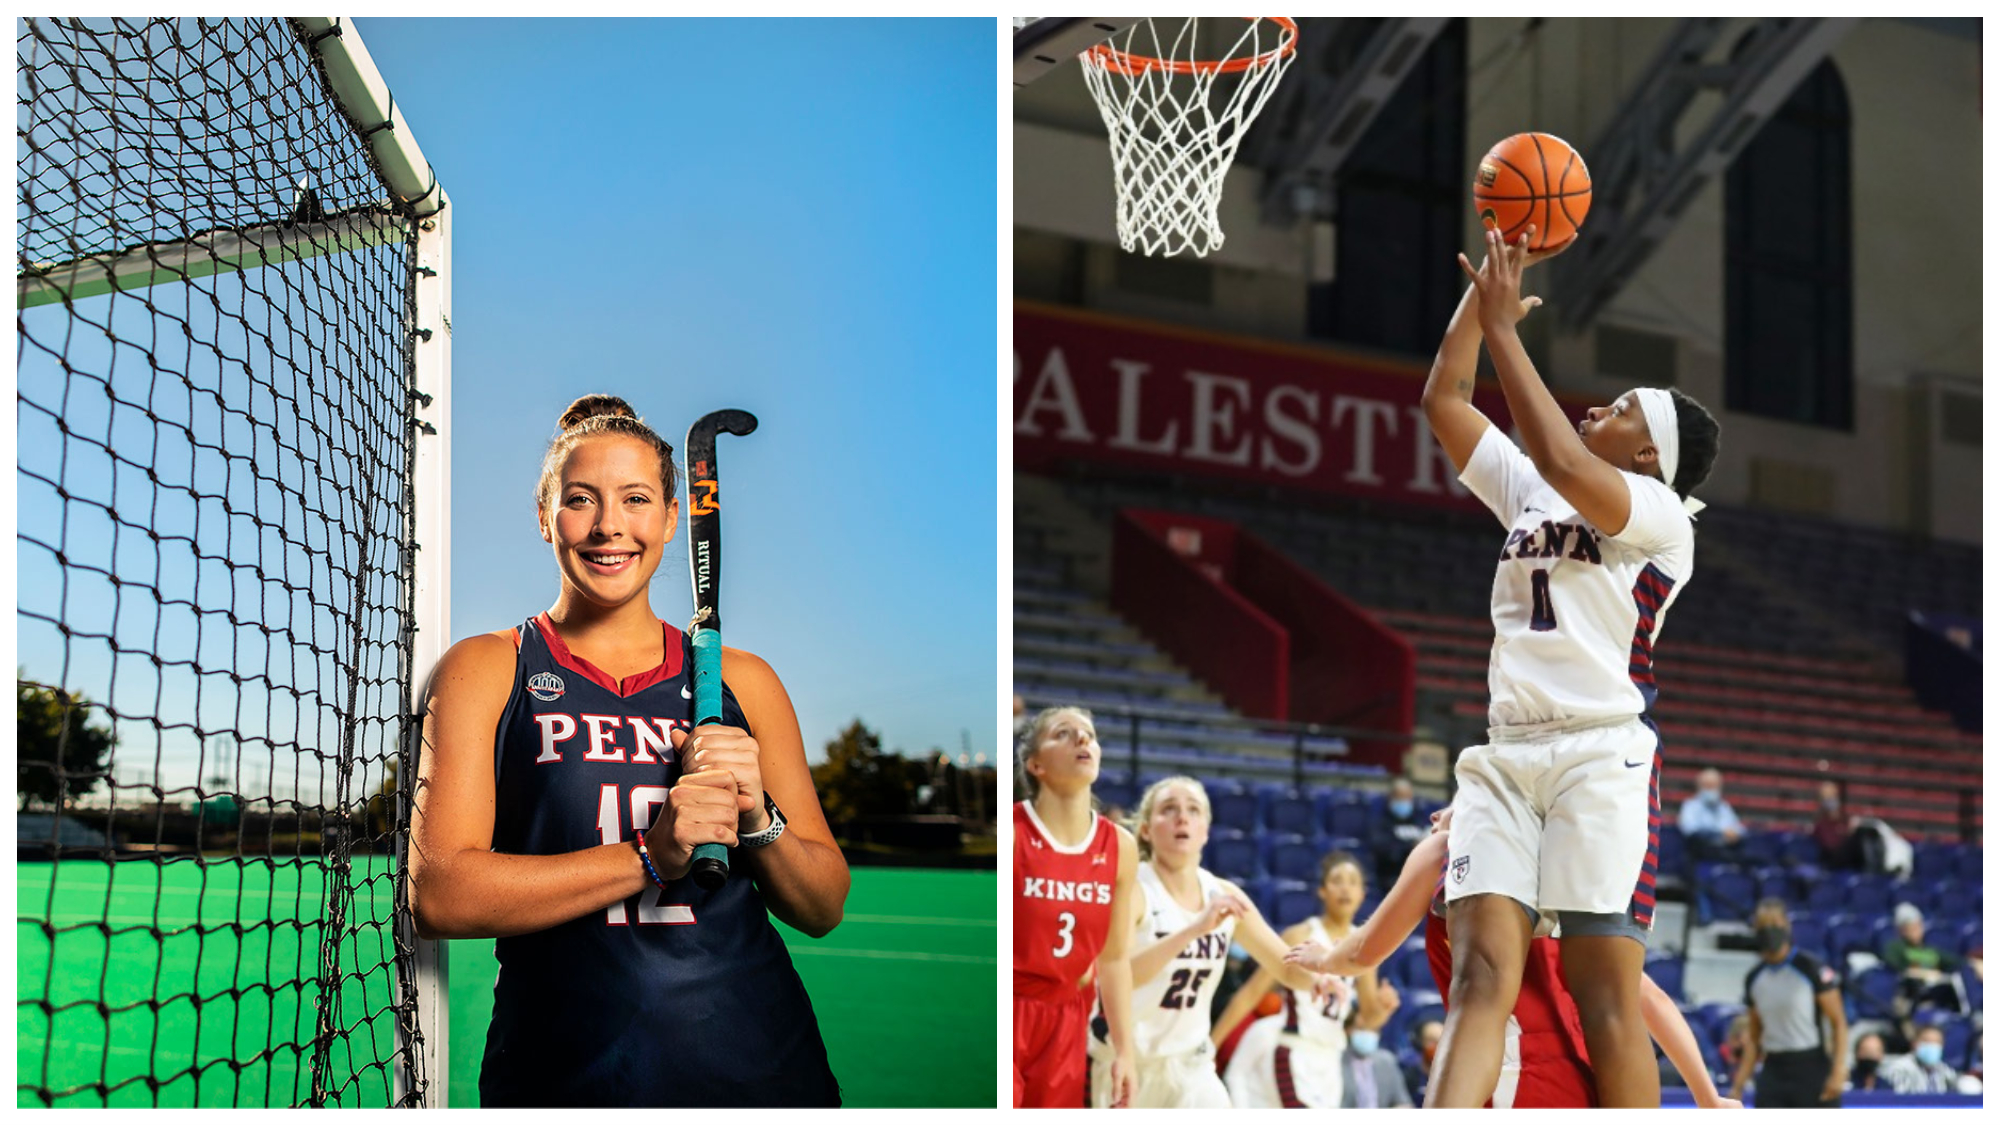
[1623,758,1648,768]
[681,685,692,699]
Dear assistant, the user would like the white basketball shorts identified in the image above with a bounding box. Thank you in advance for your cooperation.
[1223,1016,1345,1108]
[1090,1043,1230,1109]
[1444,715,1662,930]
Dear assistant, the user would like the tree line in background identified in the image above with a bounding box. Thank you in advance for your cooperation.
[19,679,996,859]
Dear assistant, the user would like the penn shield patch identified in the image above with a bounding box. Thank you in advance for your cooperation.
[1451,855,1471,884]
[527,671,565,702]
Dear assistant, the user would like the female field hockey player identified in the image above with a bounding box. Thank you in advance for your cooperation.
[409,395,846,1107]
[1419,225,1719,1107]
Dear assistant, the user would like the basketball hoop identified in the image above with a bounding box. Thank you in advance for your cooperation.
[1078,17,1298,258]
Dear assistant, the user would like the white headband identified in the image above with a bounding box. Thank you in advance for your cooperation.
[1633,388,1705,517]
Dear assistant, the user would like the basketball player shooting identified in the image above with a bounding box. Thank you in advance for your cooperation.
[1418,225,1721,1108]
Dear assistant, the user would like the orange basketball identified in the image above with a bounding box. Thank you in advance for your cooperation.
[1472,132,1591,252]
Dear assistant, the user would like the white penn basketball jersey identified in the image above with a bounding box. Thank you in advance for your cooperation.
[1127,863,1236,1057]
[1280,916,1355,1048]
[1460,426,1694,729]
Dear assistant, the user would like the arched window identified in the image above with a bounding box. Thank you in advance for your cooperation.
[1724,59,1852,429]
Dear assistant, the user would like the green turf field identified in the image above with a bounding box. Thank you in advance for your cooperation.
[446,867,996,1107]
[17,858,410,1107]
[19,862,995,1107]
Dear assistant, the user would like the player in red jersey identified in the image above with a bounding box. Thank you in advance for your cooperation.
[1288,806,1740,1108]
[1013,706,1139,1108]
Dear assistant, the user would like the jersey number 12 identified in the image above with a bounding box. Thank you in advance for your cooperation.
[598,784,697,925]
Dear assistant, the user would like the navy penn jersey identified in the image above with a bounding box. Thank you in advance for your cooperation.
[479,613,839,1107]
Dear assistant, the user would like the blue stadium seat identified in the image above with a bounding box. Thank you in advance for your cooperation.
[1954,921,1981,957]
[1268,880,1315,928]
[1844,875,1894,917]
[1321,793,1374,839]
[1211,786,1259,834]
[1850,966,1899,1022]
[1779,834,1821,869]
[1266,790,1318,836]
[1823,913,1871,961]
[1912,842,1958,881]
[1209,831,1261,884]
[1387,938,1433,992]
[1787,917,1828,964]
[1096,779,1139,813]
[1242,876,1283,923]
[1957,967,1982,1014]
[1253,782,1295,831]
[1739,831,1787,869]
[1270,834,1324,883]
[1323,836,1371,883]
[1656,825,1686,876]
[1697,864,1758,922]
[1752,866,1796,907]
[1804,877,1848,916]
[1934,881,1981,920]
[1644,954,1686,1003]
[1954,845,1981,885]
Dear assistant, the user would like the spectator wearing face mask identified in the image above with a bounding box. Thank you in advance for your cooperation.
[1876,1025,1960,1095]
[1367,778,1428,889]
[1810,781,1865,871]
[1730,898,1847,1108]
[1340,995,1414,1108]
[1405,1019,1443,1103]
[1677,768,1745,864]
[1849,1032,1887,1092]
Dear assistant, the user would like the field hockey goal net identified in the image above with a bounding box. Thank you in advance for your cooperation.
[16,16,450,1107]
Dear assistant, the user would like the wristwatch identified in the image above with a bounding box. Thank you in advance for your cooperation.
[741,794,786,848]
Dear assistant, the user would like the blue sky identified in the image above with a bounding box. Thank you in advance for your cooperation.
[15,17,997,795]
[358,17,997,764]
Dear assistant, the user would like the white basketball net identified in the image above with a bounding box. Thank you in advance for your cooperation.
[1079,17,1297,258]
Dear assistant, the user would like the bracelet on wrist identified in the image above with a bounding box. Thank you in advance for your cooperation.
[634,835,670,889]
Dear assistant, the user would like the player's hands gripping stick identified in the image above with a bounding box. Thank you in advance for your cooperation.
[646,768,740,881]
[671,723,769,833]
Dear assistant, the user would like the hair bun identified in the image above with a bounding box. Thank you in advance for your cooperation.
[558,393,637,432]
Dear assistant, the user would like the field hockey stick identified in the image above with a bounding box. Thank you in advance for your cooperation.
[683,408,758,891]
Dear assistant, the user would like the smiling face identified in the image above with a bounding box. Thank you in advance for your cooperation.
[1025,708,1100,797]
[1141,781,1211,865]
[1577,390,1661,480]
[541,434,677,609]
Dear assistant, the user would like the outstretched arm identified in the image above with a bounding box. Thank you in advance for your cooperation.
[1459,225,1633,535]
[1289,833,1448,977]
[1639,974,1739,1108]
[1420,282,1494,474]
[1231,889,1341,997]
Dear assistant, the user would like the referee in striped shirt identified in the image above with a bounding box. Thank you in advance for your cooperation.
[1730,898,1849,1107]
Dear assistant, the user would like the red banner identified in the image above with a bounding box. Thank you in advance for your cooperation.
[1014,302,1587,513]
